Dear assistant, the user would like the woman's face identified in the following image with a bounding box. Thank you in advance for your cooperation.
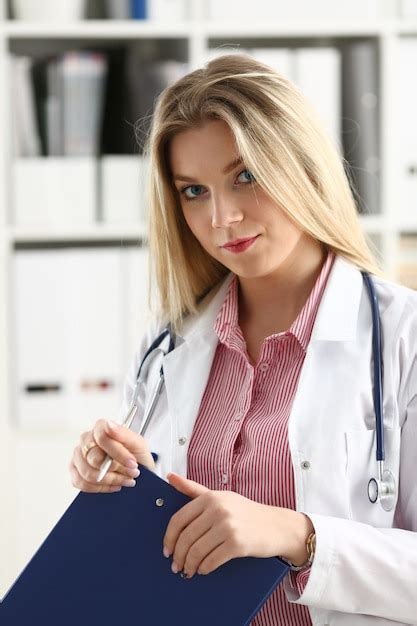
[169,119,314,280]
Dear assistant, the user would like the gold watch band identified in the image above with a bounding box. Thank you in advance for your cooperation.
[281,532,316,572]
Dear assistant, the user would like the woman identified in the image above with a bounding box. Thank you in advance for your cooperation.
[69,54,417,625]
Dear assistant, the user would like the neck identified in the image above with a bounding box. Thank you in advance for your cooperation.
[238,237,328,336]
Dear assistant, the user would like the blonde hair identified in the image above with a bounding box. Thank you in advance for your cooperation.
[141,53,382,331]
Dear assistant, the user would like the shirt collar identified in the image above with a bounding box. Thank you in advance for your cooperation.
[214,251,335,353]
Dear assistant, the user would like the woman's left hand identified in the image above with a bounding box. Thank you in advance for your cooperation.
[163,472,311,579]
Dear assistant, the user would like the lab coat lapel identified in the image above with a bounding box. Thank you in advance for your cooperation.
[161,256,373,480]
[286,255,366,512]
[162,274,234,475]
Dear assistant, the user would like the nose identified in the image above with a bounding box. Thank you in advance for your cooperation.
[211,194,244,229]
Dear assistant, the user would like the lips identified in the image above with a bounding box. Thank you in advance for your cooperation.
[221,235,259,253]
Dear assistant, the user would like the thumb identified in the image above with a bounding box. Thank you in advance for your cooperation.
[167,472,209,498]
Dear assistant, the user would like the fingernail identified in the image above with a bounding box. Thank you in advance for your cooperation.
[122,479,136,487]
[127,468,140,478]
[171,562,178,574]
[163,546,170,558]
[107,420,117,429]
[125,459,138,469]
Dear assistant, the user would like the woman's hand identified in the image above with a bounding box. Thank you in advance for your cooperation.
[69,418,156,493]
[163,473,313,579]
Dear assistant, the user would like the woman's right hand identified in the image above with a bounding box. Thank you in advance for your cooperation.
[69,418,156,493]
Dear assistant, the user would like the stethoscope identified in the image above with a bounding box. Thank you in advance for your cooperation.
[129,272,396,512]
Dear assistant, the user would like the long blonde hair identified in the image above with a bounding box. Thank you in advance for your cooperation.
[141,53,382,331]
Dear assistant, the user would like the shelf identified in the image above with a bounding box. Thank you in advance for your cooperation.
[206,20,389,38]
[1,20,191,39]
[5,216,409,243]
[7,224,148,244]
[0,19,408,40]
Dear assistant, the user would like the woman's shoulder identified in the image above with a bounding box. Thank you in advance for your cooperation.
[371,273,417,324]
[368,275,417,394]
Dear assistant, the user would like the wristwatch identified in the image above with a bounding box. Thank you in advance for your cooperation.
[281,532,316,572]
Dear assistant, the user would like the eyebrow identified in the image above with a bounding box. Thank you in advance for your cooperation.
[173,157,244,182]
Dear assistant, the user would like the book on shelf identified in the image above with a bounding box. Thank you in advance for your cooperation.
[12,47,188,159]
[100,154,150,225]
[292,47,342,155]
[10,0,188,21]
[11,45,188,227]
[12,157,98,226]
[396,235,417,290]
[61,52,108,156]
[10,56,42,158]
[12,51,108,158]
[104,0,188,20]
[124,46,189,152]
[101,46,188,153]
[12,247,150,431]
[206,0,381,20]
[210,47,342,155]
[394,39,417,225]
[341,40,380,216]
[10,0,86,21]
[399,0,417,17]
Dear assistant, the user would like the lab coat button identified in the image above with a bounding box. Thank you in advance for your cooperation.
[301,461,311,470]
[178,436,187,445]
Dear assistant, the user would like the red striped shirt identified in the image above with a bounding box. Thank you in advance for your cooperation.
[187,251,335,625]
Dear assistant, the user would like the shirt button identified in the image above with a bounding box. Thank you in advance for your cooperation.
[259,363,269,373]
[235,412,243,420]
[178,437,187,445]
[222,473,228,484]
[301,460,311,470]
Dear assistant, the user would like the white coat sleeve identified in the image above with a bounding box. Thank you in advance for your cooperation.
[283,336,417,624]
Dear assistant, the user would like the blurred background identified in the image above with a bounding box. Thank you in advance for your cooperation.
[1,0,417,597]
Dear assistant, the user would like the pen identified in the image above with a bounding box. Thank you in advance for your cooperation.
[96,404,138,483]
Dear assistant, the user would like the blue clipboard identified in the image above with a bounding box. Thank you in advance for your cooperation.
[1,465,289,625]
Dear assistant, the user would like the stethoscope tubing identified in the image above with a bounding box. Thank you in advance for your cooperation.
[361,272,385,462]
[132,273,396,510]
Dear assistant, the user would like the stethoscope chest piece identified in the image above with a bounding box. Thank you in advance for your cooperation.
[367,467,396,512]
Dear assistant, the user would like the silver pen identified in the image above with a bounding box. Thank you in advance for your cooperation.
[96,372,165,483]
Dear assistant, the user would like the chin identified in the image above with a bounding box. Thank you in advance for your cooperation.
[230,265,271,280]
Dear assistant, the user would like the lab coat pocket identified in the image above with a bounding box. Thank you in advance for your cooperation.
[345,427,401,527]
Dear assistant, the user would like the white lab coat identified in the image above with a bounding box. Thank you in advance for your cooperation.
[119,255,417,626]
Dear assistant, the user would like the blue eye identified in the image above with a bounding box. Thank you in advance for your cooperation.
[179,168,256,202]
[182,185,204,201]
[237,169,256,183]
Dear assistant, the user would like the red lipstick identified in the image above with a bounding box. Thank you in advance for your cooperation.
[221,235,259,254]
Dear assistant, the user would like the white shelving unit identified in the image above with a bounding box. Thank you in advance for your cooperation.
[1,0,416,596]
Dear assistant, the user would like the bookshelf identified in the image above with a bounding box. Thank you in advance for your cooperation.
[1,0,417,596]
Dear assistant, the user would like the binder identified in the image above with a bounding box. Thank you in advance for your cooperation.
[1,465,289,625]
[394,38,417,225]
[341,40,380,215]
[293,47,342,155]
